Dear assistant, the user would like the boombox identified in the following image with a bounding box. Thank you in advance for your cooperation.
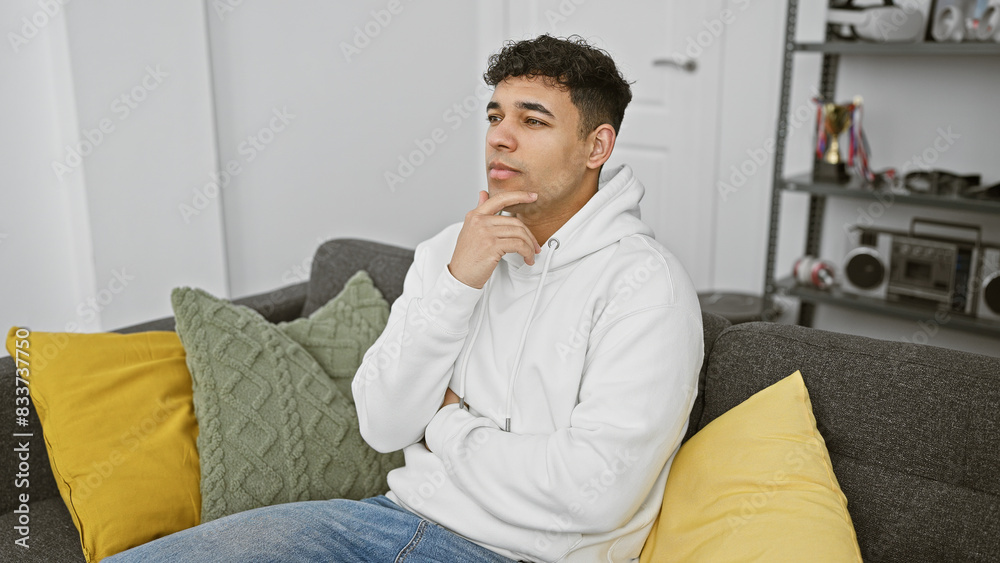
[842,219,999,319]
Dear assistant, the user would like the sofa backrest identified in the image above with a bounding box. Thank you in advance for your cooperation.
[303,239,414,317]
[305,238,730,444]
[699,321,1000,562]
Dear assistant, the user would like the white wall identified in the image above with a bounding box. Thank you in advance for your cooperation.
[1,0,489,335]
[206,0,488,297]
[62,0,228,330]
[1,0,95,335]
[1,0,226,334]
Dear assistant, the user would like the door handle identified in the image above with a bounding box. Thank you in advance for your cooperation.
[652,56,697,72]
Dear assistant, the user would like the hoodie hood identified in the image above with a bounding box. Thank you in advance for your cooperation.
[501,163,653,272]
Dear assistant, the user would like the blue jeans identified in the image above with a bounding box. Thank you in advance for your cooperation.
[103,495,519,563]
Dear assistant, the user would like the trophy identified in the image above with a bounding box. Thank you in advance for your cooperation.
[813,98,853,184]
[812,96,870,185]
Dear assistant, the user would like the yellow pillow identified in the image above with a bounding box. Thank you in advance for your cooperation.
[641,371,862,563]
[4,328,200,562]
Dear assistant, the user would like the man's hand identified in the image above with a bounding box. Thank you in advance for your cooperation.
[424,388,464,452]
[448,190,542,289]
[441,387,460,408]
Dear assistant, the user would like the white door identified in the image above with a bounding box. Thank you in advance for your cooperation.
[492,0,725,289]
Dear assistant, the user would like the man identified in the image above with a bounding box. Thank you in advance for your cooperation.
[352,34,703,562]
[108,34,702,563]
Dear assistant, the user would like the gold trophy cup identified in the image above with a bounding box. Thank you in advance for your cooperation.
[812,98,856,184]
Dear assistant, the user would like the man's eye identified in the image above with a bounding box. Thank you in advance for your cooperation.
[526,118,545,126]
[487,115,501,123]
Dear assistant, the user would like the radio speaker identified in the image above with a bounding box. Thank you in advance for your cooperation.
[977,247,1000,321]
[842,229,892,299]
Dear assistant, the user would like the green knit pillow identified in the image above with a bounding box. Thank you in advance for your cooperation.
[171,270,404,522]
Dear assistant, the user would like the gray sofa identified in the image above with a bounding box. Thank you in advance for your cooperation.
[2,238,998,562]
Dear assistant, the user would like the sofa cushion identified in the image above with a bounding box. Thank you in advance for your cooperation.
[642,371,861,562]
[172,270,404,523]
[700,322,1000,562]
[3,329,200,563]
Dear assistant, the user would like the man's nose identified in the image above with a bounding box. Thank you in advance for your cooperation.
[487,119,516,152]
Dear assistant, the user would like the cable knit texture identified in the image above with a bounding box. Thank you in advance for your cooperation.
[171,270,404,522]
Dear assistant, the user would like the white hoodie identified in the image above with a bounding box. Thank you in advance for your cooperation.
[353,164,703,562]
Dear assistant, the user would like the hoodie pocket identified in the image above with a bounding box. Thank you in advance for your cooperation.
[608,518,657,561]
[531,533,583,563]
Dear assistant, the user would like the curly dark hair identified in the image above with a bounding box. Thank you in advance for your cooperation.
[483,34,633,138]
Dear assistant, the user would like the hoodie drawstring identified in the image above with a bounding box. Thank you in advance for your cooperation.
[456,238,560,432]
[504,238,559,431]
[458,277,492,411]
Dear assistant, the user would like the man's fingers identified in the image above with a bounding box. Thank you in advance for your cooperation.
[475,190,537,216]
[489,226,542,254]
[495,237,539,265]
[477,190,489,206]
[486,219,541,253]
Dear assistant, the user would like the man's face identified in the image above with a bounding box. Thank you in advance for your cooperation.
[485,76,592,216]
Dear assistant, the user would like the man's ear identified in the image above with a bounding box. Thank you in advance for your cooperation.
[586,124,617,170]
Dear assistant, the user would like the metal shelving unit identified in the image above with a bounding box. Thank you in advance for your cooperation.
[762,0,1000,335]
[796,39,1000,55]
[783,175,1000,214]
[775,277,1000,336]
